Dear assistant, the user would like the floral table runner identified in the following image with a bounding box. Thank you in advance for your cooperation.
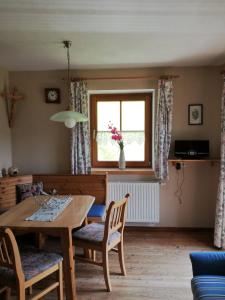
[25,196,73,222]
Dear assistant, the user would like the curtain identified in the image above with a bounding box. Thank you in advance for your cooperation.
[70,81,91,174]
[214,75,225,248]
[154,79,174,181]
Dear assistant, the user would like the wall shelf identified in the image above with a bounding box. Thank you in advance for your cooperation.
[169,158,220,166]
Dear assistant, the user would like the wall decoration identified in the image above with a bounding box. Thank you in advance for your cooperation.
[45,88,60,103]
[188,104,203,125]
[1,87,25,128]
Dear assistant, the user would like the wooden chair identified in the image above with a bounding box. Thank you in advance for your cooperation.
[73,193,130,292]
[0,228,63,300]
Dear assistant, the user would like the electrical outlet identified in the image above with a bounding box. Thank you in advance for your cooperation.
[176,162,181,170]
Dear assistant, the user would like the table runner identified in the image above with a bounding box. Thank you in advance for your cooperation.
[25,196,73,222]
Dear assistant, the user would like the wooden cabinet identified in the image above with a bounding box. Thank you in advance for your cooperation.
[0,175,32,211]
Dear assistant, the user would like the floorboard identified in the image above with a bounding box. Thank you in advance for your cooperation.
[10,229,214,300]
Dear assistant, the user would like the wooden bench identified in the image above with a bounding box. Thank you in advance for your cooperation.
[33,174,108,222]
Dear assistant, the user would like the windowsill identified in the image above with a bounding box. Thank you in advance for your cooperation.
[91,168,155,176]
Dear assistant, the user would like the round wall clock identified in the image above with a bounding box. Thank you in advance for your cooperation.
[45,88,61,103]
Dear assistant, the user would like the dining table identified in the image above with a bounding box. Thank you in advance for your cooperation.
[0,194,95,300]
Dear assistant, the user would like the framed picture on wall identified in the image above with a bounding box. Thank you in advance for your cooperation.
[188,104,203,125]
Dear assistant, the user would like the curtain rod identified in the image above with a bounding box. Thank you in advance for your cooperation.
[62,74,179,82]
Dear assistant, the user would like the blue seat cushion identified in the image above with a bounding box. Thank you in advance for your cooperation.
[0,249,63,285]
[87,204,106,218]
[192,275,225,300]
[73,223,120,244]
[190,252,225,276]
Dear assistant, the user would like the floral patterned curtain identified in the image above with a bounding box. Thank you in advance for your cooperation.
[214,75,225,248]
[154,79,174,181]
[70,81,91,174]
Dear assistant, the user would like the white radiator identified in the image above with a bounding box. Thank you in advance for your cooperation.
[108,182,160,223]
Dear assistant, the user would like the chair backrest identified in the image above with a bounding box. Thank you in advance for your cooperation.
[103,194,130,242]
[0,228,24,281]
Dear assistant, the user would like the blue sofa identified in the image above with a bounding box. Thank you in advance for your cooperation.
[190,252,225,299]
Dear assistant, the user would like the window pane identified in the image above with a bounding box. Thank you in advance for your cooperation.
[97,101,120,131]
[97,131,145,162]
[97,132,119,161]
[123,132,145,161]
[122,101,145,131]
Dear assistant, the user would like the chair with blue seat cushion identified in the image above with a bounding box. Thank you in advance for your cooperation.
[190,252,225,300]
[0,228,63,300]
[87,204,106,221]
[73,193,130,292]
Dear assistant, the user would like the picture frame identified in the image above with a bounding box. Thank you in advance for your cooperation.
[188,104,203,125]
[45,88,61,104]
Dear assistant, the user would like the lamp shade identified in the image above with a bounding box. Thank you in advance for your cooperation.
[50,110,88,123]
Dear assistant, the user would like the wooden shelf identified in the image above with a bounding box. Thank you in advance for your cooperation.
[169,158,220,166]
[91,168,155,176]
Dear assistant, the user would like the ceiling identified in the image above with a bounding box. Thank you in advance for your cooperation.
[0,0,225,71]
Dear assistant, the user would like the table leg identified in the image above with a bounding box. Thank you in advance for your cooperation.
[35,233,46,250]
[60,228,77,300]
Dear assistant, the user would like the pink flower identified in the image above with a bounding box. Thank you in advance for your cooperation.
[108,122,124,150]
[112,134,121,141]
[111,127,117,134]
[112,135,117,140]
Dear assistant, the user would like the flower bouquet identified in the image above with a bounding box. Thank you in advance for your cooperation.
[108,122,126,169]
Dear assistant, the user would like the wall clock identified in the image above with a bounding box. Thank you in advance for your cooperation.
[45,88,60,103]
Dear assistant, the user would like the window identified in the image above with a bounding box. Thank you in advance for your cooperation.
[90,93,152,168]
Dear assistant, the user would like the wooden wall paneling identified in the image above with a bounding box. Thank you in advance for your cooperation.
[0,175,32,210]
[33,174,108,205]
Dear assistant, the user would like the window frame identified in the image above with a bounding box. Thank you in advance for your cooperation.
[90,92,152,168]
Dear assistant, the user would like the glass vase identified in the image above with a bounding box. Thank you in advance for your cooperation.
[119,148,126,169]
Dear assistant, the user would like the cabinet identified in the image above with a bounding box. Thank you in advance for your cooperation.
[0,175,32,211]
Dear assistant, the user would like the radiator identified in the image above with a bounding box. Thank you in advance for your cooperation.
[108,182,160,223]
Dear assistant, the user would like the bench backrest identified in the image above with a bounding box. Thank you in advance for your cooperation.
[33,174,108,205]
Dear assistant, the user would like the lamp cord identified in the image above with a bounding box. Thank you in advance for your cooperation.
[63,40,73,111]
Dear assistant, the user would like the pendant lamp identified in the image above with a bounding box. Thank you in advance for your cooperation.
[50,41,88,128]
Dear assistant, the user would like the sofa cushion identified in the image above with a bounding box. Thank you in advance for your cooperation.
[192,275,225,300]
[190,252,225,277]
[87,204,106,218]
[16,182,48,202]
[73,223,120,244]
[0,249,63,285]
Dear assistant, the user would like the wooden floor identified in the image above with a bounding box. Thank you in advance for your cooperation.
[11,229,214,300]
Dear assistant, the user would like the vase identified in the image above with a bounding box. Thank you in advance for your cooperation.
[118,149,126,169]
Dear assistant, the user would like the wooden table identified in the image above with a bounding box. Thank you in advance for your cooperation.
[0,195,95,300]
